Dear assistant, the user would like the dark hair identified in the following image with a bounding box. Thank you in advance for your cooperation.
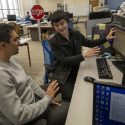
[0,24,15,43]
[51,10,69,26]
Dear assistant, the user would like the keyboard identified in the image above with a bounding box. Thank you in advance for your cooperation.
[96,58,113,79]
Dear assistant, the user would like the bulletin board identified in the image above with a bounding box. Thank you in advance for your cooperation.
[90,0,99,7]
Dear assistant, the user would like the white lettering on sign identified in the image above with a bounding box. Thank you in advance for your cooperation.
[32,9,44,16]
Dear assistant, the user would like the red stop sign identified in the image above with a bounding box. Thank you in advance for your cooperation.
[31,5,44,20]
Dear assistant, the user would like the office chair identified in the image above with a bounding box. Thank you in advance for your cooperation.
[68,20,73,29]
[73,17,79,29]
[42,40,54,84]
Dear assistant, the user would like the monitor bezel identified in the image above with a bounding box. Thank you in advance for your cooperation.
[7,14,16,21]
[113,26,125,61]
[44,12,48,16]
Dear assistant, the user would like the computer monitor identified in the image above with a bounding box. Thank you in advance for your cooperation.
[105,0,125,10]
[69,13,73,18]
[93,81,125,125]
[112,27,125,73]
[113,27,125,58]
[7,15,16,21]
[44,12,48,16]
[65,12,69,17]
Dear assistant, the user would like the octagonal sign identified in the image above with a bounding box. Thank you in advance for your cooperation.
[31,5,44,20]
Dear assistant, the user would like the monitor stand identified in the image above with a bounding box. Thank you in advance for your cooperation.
[112,61,125,73]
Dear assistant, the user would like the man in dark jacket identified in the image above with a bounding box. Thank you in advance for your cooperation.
[49,10,116,101]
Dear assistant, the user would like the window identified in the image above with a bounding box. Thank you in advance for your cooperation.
[0,0,19,19]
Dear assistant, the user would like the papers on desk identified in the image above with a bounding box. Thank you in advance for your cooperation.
[41,22,47,24]
[17,21,31,25]
[41,21,47,24]
[19,38,31,44]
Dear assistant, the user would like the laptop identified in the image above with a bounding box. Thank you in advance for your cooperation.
[93,81,125,125]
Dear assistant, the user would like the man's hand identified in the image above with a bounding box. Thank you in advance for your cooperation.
[45,80,59,98]
[106,28,117,40]
[51,100,61,106]
[82,47,100,58]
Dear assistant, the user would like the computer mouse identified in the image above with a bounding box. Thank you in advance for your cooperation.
[84,76,96,83]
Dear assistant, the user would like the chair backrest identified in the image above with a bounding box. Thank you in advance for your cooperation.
[68,21,73,29]
[42,40,54,84]
[42,40,54,66]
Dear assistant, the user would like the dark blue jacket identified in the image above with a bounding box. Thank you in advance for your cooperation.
[50,28,107,84]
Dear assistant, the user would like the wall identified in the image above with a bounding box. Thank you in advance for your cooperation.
[39,0,63,12]
[39,0,89,16]
[19,0,62,17]
[19,0,36,17]
[66,0,89,16]
[22,0,89,16]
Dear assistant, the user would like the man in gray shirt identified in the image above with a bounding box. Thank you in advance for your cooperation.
[0,24,69,125]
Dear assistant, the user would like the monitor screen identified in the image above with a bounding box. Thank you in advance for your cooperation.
[7,15,16,21]
[93,81,125,125]
[113,27,125,59]
[69,13,73,18]
[45,12,48,15]
[65,12,69,17]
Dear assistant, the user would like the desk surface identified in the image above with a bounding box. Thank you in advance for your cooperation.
[19,38,31,44]
[65,57,123,125]
[26,23,54,41]
[26,23,53,29]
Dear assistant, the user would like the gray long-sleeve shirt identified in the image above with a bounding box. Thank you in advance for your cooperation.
[0,57,52,125]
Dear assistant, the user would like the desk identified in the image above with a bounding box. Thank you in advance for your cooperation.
[27,24,54,41]
[19,23,32,36]
[65,57,123,125]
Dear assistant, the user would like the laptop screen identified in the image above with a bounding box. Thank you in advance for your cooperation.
[93,81,125,125]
